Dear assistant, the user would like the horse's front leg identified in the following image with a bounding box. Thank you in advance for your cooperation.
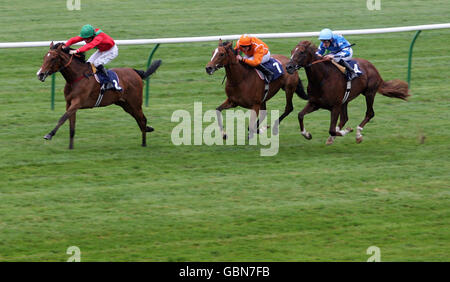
[336,103,353,138]
[69,110,77,150]
[327,105,351,145]
[248,104,260,140]
[256,102,268,134]
[44,98,81,143]
[216,99,236,140]
[298,102,317,140]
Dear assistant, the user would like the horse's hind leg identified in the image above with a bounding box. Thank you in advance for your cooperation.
[356,92,376,143]
[117,101,149,146]
[272,88,294,135]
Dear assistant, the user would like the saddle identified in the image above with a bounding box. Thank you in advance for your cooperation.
[332,59,363,80]
[90,64,122,107]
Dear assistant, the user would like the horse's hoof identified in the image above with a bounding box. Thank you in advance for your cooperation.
[326,136,335,145]
[222,134,228,140]
[146,126,154,132]
[142,143,147,147]
[302,132,312,140]
[356,136,363,144]
[346,127,354,133]
[258,126,268,134]
[44,134,52,140]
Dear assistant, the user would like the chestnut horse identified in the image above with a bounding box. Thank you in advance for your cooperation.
[37,42,161,149]
[286,40,410,144]
[205,40,307,139]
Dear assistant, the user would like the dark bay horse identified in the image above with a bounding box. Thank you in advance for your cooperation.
[37,42,161,149]
[286,40,410,144]
[205,40,307,139]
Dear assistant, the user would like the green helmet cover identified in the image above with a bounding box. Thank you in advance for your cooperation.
[80,24,95,38]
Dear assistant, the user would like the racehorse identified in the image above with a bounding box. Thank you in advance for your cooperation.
[285,40,410,144]
[37,42,161,149]
[205,40,308,139]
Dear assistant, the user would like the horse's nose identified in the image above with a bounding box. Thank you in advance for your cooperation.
[205,66,214,75]
[286,64,295,74]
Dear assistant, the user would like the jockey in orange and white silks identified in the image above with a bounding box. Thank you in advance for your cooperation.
[234,34,274,81]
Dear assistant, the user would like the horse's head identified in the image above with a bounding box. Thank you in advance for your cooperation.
[36,42,85,82]
[286,41,315,74]
[205,40,235,75]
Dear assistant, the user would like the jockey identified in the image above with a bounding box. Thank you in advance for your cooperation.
[316,28,358,80]
[64,24,122,91]
[234,34,274,82]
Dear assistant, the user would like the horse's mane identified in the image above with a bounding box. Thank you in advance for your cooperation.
[299,40,318,54]
[52,42,87,63]
[220,40,252,70]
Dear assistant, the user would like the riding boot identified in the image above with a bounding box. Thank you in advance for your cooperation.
[338,60,358,81]
[96,64,114,91]
[256,64,274,82]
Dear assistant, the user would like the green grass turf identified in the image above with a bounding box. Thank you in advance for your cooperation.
[0,0,449,261]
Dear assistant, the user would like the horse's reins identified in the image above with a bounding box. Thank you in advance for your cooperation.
[305,58,329,68]
[299,43,356,69]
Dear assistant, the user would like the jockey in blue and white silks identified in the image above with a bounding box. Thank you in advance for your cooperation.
[316,28,358,80]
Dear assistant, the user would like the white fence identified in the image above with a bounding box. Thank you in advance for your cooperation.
[0,23,449,48]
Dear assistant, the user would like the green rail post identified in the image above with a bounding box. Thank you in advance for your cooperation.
[145,43,160,107]
[51,73,56,110]
[407,30,422,88]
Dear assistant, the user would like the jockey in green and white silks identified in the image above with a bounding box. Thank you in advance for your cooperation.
[316,28,358,80]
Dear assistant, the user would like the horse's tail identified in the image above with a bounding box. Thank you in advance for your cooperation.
[134,59,162,80]
[377,79,410,101]
[295,78,309,100]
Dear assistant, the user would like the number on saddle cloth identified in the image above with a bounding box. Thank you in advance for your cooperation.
[260,58,284,82]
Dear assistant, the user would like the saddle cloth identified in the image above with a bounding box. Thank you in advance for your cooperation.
[255,58,284,82]
[94,69,120,86]
[340,60,363,80]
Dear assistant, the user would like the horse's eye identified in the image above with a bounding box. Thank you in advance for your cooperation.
[219,53,224,57]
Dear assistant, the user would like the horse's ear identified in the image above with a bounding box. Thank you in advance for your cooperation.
[50,41,54,48]
[219,38,222,46]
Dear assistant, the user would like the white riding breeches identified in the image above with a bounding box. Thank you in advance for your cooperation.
[87,45,118,67]
[333,48,353,62]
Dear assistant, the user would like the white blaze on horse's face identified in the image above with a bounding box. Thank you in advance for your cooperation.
[36,68,42,76]
[291,48,298,60]
[210,48,219,62]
